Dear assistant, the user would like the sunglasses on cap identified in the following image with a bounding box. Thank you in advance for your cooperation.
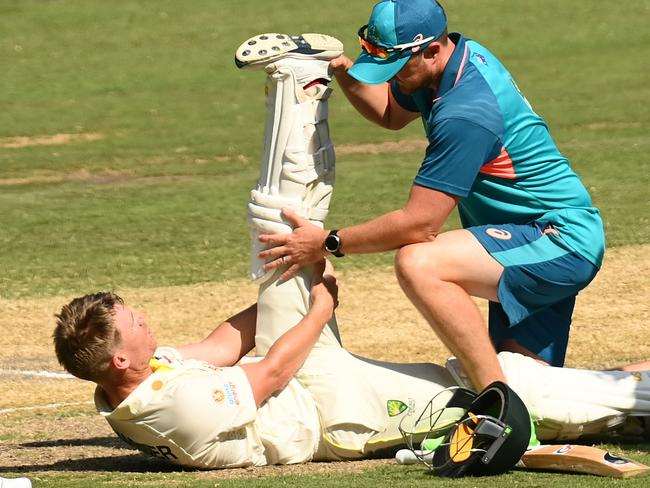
[357,24,436,59]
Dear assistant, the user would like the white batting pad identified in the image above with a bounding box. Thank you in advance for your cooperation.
[245,56,336,283]
[235,33,343,71]
[237,33,342,353]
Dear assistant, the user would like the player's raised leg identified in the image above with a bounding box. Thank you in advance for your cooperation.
[235,33,343,70]
[235,33,343,353]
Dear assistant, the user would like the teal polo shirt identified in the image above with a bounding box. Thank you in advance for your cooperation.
[391,33,605,267]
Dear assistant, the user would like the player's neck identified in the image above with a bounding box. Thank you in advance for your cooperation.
[430,38,456,94]
[101,367,153,409]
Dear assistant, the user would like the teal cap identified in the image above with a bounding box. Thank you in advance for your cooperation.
[349,0,447,84]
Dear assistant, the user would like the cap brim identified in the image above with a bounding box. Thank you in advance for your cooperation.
[348,50,410,85]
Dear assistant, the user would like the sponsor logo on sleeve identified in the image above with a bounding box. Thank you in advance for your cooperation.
[474,53,488,66]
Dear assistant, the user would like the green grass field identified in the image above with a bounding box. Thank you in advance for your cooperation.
[1,0,650,486]
[1,0,648,300]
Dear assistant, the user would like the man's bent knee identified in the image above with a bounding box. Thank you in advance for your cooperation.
[397,231,503,300]
[394,242,442,290]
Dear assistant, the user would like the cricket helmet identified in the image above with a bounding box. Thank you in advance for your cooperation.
[401,381,531,477]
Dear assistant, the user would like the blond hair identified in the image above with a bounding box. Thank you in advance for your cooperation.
[53,292,124,382]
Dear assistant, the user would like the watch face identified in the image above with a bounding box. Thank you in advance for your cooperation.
[324,230,344,257]
[325,234,340,252]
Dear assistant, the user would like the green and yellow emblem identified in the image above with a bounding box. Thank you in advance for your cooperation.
[387,400,408,417]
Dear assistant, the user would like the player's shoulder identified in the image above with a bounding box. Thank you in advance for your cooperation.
[150,346,184,372]
[434,61,504,137]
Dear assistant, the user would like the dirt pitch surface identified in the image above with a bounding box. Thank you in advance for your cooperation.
[1,245,648,480]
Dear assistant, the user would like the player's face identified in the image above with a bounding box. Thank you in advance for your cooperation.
[113,303,157,368]
[393,44,442,95]
[393,52,433,95]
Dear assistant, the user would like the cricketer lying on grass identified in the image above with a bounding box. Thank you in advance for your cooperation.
[60,33,650,472]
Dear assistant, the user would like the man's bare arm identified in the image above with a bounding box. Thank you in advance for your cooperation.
[331,54,419,130]
[259,185,459,280]
[176,304,257,367]
[336,184,459,253]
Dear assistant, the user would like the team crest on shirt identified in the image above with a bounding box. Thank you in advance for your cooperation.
[213,389,225,403]
[214,381,240,406]
[387,400,409,417]
[486,228,512,240]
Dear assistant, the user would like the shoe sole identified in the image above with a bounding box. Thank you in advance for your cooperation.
[235,33,343,69]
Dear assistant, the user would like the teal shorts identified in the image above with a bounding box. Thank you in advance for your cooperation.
[468,221,599,366]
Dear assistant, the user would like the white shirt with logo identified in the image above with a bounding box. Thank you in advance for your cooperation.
[95,347,321,468]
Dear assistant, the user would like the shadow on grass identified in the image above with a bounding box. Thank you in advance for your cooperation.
[19,436,123,449]
[2,436,187,473]
[0,454,183,473]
